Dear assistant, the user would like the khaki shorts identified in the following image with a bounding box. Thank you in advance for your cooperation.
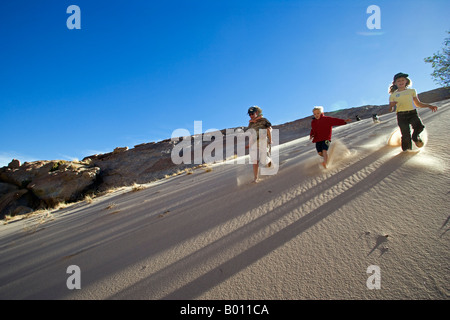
[249,143,271,165]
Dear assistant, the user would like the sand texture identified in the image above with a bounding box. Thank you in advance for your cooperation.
[0,100,449,300]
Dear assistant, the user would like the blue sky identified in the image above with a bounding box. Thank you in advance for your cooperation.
[1,0,449,167]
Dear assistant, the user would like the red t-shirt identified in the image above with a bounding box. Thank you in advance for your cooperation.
[310,115,347,143]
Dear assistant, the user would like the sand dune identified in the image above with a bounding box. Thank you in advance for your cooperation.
[0,99,449,300]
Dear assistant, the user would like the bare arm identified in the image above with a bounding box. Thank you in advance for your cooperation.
[389,101,396,112]
[267,127,272,145]
[413,97,438,112]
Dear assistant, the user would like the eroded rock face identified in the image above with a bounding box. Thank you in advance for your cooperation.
[0,182,19,196]
[83,139,188,191]
[7,159,20,169]
[0,188,42,219]
[0,161,100,218]
[27,166,100,207]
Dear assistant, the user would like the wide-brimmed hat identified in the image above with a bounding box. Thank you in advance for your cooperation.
[393,72,409,81]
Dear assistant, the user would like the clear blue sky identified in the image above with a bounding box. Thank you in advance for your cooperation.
[1,0,449,167]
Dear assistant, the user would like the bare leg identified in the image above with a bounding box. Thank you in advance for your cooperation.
[253,163,259,182]
[322,150,328,168]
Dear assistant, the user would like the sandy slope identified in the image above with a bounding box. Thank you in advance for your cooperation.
[0,99,449,300]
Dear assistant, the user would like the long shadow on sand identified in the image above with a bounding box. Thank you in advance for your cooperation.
[111,147,416,299]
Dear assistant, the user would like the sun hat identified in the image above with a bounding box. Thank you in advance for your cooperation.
[247,106,261,115]
[393,72,409,81]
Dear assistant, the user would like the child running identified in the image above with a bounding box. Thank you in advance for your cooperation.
[310,106,351,168]
[246,105,272,183]
[388,72,438,151]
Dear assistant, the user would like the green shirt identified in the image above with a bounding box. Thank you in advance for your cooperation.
[247,117,272,142]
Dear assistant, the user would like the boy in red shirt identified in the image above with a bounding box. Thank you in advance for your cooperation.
[310,106,351,168]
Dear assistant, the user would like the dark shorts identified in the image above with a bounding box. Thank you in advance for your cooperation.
[316,140,330,153]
